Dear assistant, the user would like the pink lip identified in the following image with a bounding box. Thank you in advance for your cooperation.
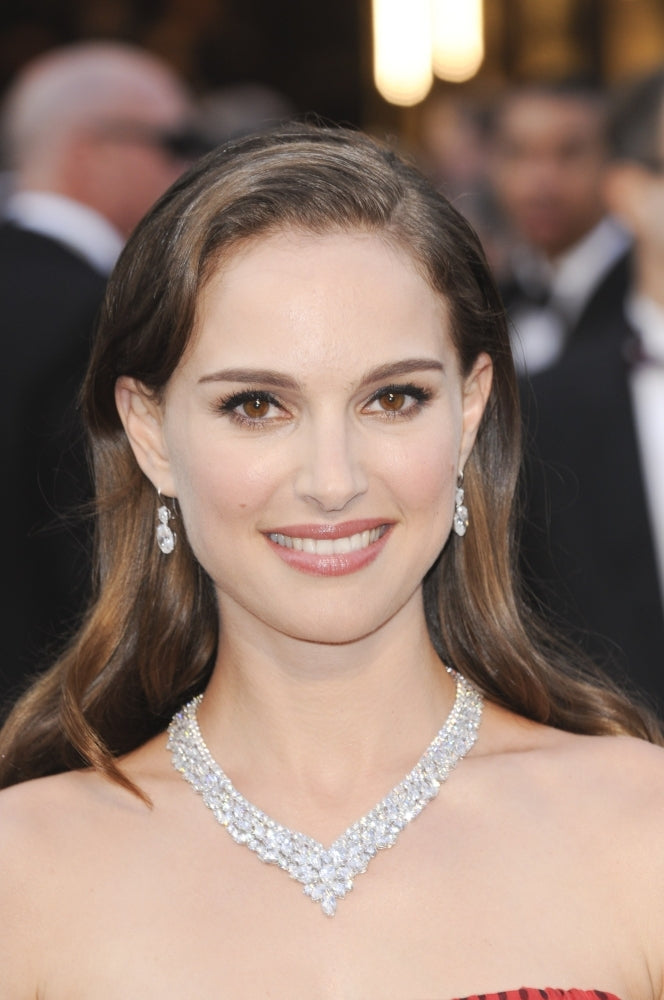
[263,519,393,577]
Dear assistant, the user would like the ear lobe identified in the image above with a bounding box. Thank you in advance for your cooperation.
[459,353,493,467]
[115,376,177,496]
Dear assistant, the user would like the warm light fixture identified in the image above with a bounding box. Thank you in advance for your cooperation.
[372,0,484,106]
[372,0,434,107]
[432,0,484,82]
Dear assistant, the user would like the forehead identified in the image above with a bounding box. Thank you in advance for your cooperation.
[498,93,604,146]
[186,229,453,371]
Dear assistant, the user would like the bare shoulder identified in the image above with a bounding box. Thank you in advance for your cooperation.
[487,696,664,770]
[0,770,88,859]
[0,726,179,863]
[486,704,664,882]
[0,734,173,854]
[479,701,664,832]
[553,732,664,988]
[544,725,664,810]
[469,709,664,997]
[0,773,94,996]
[0,766,152,999]
[0,766,144,896]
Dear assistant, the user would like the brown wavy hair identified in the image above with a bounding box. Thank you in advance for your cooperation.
[1,123,660,794]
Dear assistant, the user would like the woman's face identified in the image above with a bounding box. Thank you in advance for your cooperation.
[119,229,491,645]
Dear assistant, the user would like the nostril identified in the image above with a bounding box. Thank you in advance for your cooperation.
[293,430,368,511]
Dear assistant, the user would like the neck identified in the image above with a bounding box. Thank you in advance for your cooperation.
[167,668,481,915]
[196,600,456,820]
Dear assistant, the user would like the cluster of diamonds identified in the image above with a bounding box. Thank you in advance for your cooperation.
[453,483,469,536]
[156,505,176,554]
[167,670,483,916]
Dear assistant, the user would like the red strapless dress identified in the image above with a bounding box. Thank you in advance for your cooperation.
[457,991,620,1000]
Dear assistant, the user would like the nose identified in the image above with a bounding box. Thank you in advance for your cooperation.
[294,413,368,512]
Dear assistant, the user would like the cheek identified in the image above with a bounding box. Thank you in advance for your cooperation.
[497,174,524,205]
[381,427,459,520]
[571,172,602,204]
[412,457,457,532]
[167,437,277,551]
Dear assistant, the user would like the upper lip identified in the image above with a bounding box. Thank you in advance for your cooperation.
[264,518,391,540]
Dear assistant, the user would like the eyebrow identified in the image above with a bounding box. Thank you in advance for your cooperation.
[198,358,444,389]
[365,358,444,383]
[199,368,298,389]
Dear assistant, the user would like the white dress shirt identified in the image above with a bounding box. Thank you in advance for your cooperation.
[625,293,664,609]
[4,190,123,275]
[510,217,632,375]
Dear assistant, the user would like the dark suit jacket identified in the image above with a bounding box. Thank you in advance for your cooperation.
[519,252,664,713]
[0,223,107,710]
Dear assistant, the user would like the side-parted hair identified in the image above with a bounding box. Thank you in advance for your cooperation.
[1,123,659,793]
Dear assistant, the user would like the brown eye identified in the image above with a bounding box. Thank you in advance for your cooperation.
[242,396,270,418]
[379,391,406,412]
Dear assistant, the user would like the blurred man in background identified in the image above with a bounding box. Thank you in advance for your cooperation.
[413,85,511,282]
[0,41,197,708]
[491,78,631,374]
[519,67,664,714]
[195,81,296,146]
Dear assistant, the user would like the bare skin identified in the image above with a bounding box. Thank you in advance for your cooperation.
[2,687,664,1000]
[2,231,663,998]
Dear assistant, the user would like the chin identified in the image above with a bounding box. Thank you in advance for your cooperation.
[281,620,383,647]
[278,598,409,647]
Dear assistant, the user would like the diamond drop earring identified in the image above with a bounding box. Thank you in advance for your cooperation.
[453,472,468,537]
[156,491,176,554]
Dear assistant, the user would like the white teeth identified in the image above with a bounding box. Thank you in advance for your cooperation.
[269,526,385,555]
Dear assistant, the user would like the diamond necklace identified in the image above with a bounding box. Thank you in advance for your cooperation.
[167,669,483,916]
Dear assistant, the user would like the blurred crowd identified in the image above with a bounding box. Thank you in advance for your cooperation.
[414,73,664,713]
[0,41,295,709]
[1,39,663,721]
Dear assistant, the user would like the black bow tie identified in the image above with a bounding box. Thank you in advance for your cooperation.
[507,277,552,309]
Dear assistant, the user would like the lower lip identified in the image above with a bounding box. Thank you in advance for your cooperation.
[264,526,392,576]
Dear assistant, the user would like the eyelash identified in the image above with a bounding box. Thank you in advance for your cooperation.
[215,383,433,429]
[364,383,433,418]
[217,389,286,429]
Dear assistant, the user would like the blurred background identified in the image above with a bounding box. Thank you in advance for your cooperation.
[3,0,664,135]
[4,0,664,714]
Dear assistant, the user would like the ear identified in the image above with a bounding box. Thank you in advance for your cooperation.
[115,376,178,496]
[459,352,493,468]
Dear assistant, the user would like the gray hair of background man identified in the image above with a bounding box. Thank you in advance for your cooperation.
[2,41,191,169]
[0,41,195,235]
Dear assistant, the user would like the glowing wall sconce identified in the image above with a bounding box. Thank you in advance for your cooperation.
[432,0,484,82]
[372,0,434,106]
[372,0,484,105]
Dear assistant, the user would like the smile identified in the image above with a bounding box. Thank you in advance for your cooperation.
[268,525,388,555]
